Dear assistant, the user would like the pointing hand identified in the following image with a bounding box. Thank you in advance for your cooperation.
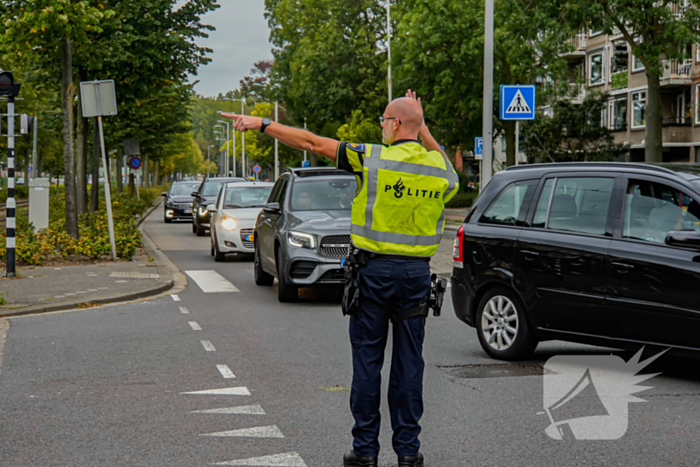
[220,113,263,133]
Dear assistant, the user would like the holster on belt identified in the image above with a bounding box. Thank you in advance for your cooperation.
[342,247,368,316]
[390,273,448,323]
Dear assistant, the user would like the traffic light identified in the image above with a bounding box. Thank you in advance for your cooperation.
[0,70,21,97]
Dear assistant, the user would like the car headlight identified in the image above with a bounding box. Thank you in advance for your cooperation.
[288,231,316,249]
[221,215,237,231]
[198,206,208,216]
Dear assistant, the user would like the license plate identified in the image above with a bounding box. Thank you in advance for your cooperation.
[246,234,254,242]
[184,209,191,214]
[341,258,346,267]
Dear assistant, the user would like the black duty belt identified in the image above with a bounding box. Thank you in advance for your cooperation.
[367,252,430,262]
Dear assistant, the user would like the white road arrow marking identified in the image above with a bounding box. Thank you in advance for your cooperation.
[201,425,284,438]
[181,387,251,396]
[191,405,265,415]
[211,452,307,466]
[216,364,236,379]
[201,340,216,351]
[185,270,240,293]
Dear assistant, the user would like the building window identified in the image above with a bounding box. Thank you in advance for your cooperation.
[611,42,629,74]
[609,97,628,131]
[589,53,604,86]
[696,43,700,62]
[632,91,646,129]
[590,29,604,37]
[632,55,645,72]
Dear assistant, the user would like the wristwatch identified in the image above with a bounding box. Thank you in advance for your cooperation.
[260,118,271,134]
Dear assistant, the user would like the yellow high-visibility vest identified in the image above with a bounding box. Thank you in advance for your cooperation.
[341,142,459,257]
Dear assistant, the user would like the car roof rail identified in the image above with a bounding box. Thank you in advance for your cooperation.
[505,162,676,175]
[287,167,349,177]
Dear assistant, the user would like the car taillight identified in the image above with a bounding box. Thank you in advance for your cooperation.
[453,224,464,269]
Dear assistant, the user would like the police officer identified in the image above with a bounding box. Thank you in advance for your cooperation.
[223,90,458,467]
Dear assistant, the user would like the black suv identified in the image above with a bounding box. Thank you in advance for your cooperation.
[162,181,201,223]
[451,163,700,361]
[192,177,245,236]
[254,167,356,302]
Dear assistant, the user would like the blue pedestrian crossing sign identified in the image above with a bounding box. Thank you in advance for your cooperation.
[500,85,536,121]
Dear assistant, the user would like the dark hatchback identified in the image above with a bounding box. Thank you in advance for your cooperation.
[162,181,202,223]
[451,162,700,360]
[192,177,246,236]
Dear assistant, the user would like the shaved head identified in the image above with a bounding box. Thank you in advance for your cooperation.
[381,97,424,144]
[386,98,423,133]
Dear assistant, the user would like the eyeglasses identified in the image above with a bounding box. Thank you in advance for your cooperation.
[379,116,401,125]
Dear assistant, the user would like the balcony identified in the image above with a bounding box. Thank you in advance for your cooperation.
[661,59,693,87]
[662,116,692,127]
[670,0,690,19]
[564,83,587,104]
[561,33,587,60]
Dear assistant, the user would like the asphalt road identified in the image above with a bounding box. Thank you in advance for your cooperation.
[1,209,700,466]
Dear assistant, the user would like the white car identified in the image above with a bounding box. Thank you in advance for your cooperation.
[208,181,274,262]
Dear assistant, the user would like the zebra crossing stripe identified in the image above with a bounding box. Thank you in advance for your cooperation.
[191,405,265,415]
[200,425,284,438]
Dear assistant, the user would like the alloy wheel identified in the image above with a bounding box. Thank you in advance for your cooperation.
[480,295,519,351]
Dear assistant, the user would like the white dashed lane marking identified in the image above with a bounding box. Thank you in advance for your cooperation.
[181,387,251,396]
[216,364,236,379]
[201,340,216,351]
[172,294,181,301]
[185,270,240,293]
[189,321,202,331]
[200,425,284,438]
[211,452,307,466]
[191,405,265,415]
[179,306,190,314]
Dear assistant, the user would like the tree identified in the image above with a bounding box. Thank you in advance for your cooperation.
[337,110,382,144]
[1,0,110,238]
[240,61,274,101]
[521,94,628,162]
[554,0,700,162]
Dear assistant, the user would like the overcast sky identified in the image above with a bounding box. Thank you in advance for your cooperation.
[189,0,274,97]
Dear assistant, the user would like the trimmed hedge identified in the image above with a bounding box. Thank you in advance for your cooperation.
[446,191,478,208]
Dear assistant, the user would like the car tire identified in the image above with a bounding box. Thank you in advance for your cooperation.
[196,223,207,237]
[213,231,226,262]
[164,212,172,224]
[254,241,274,286]
[192,223,197,234]
[475,287,537,361]
[276,248,298,302]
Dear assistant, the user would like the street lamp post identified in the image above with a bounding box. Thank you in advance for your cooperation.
[214,124,225,175]
[217,119,230,175]
[207,144,215,178]
[222,97,245,177]
[386,0,392,102]
[481,0,494,191]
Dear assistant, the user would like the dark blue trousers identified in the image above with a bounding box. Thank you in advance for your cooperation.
[349,257,431,457]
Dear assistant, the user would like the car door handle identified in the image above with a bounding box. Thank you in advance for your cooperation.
[611,261,634,273]
[521,250,540,260]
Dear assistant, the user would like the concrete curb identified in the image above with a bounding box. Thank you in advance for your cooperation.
[0,199,175,318]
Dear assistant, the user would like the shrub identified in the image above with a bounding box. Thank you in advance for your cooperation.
[446,191,478,209]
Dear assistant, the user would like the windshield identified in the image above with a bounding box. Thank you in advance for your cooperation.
[203,181,226,197]
[291,178,357,211]
[170,183,200,196]
[224,186,273,209]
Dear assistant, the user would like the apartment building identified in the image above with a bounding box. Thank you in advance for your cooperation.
[562,25,700,162]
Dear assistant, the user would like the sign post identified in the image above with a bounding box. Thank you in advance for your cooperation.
[500,85,536,167]
[253,164,261,180]
[80,79,118,261]
[475,137,483,192]
[1,70,21,277]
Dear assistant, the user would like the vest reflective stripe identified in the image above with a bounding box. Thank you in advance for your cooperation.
[351,143,459,257]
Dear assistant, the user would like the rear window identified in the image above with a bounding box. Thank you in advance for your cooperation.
[291,178,357,211]
[480,180,538,226]
[533,177,614,235]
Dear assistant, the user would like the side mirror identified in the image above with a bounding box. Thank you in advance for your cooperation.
[665,230,700,249]
[263,202,280,214]
[191,191,199,198]
[161,192,167,197]
[206,204,217,214]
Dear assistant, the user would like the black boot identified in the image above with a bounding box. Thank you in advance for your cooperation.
[343,450,378,467]
[398,452,424,467]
